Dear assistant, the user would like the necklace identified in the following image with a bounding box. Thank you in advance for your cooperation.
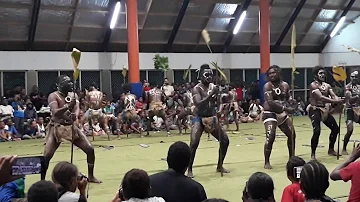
[272,82,281,95]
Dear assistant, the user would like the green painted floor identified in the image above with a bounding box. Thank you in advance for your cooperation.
[0,116,356,202]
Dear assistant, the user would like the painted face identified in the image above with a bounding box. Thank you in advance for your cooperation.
[267,68,278,82]
[350,71,359,84]
[317,69,326,82]
[58,76,73,92]
[201,69,213,84]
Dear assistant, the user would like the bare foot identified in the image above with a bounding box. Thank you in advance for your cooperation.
[328,149,339,156]
[178,132,183,136]
[167,132,171,137]
[216,167,230,174]
[342,150,349,155]
[88,176,102,184]
[264,163,272,169]
[187,171,194,178]
[311,154,317,161]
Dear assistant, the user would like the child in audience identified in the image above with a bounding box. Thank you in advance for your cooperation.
[37,117,46,138]
[23,120,43,139]
[24,102,37,121]
[4,119,20,138]
[0,120,13,142]
[281,156,306,202]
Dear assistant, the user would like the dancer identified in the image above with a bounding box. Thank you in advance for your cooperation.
[86,85,110,134]
[177,84,194,135]
[309,65,344,160]
[122,84,142,136]
[187,64,229,178]
[229,84,240,131]
[43,75,101,183]
[343,70,360,154]
[146,85,170,136]
[262,65,296,169]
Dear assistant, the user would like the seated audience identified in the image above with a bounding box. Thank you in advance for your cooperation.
[0,99,13,121]
[24,102,37,120]
[0,120,13,142]
[52,161,88,202]
[281,156,305,202]
[300,161,335,202]
[23,120,43,139]
[37,117,46,138]
[5,119,20,138]
[113,168,165,202]
[27,180,58,202]
[242,172,275,202]
[330,143,360,202]
[150,141,207,202]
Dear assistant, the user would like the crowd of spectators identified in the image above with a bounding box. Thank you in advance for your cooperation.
[2,141,360,201]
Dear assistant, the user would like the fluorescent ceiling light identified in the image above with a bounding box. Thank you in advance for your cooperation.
[233,10,247,35]
[330,16,346,37]
[110,1,121,29]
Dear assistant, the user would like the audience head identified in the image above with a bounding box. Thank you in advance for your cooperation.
[37,117,44,124]
[164,78,169,85]
[5,119,13,126]
[52,161,79,192]
[0,121,5,129]
[300,160,329,200]
[121,168,150,200]
[202,199,228,202]
[167,141,191,174]
[27,180,58,202]
[122,84,132,94]
[246,172,274,201]
[286,156,306,182]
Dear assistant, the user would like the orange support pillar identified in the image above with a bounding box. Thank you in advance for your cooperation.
[259,0,270,102]
[127,0,142,97]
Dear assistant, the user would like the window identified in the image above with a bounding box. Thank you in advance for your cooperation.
[244,69,258,85]
[230,69,243,83]
[148,70,164,86]
[174,70,187,84]
[306,68,313,88]
[81,71,101,90]
[3,72,25,92]
[190,69,198,83]
[111,71,127,93]
[38,71,58,96]
[294,69,305,89]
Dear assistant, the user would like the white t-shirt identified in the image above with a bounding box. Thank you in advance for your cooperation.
[124,197,165,202]
[162,85,174,97]
[0,105,14,116]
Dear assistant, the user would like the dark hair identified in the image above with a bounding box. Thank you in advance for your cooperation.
[266,65,282,80]
[300,160,329,200]
[122,169,150,199]
[202,199,229,202]
[197,64,211,80]
[56,75,69,85]
[27,180,58,202]
[313,65,325,76]
[51,161,78,191]
[286,156,306,181]
[247,172,274,200]
[167,141,191,173]
[123,83,132,93]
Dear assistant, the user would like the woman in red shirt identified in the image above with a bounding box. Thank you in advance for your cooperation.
[281,156,306,202]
